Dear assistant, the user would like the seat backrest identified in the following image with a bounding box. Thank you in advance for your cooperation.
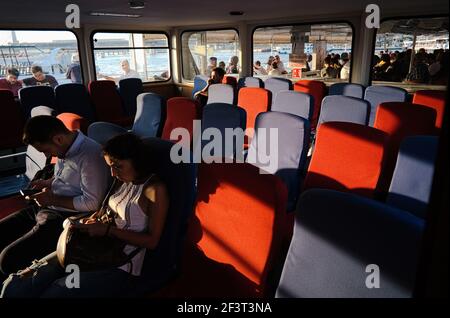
[237,77,264,89]
[294,80,327,131]
[0,89,24,150]
[412,90,446,134]
[200,103,246,160]
[162,97,200,146]
[132,138,197,294]
[276,188,424,298]
[55,83,95,121]
[30,105,57,117]
[318,95,370,126]
[387,135,439,218]
[364,85,408,126]
[192,75,209,97]
[303,122,388,198]
[222,75,237,88]
[18,85,56,119]
[328,83,365,99]
[206,84,235,105]
[56,113,89,135]
[237,87,271,135]
[247,111,310,211]
[118,78,144,118]
[192,162,288,296]
[132,92,166,138]
[88,80,125,124]
[264,77,293,104]
[87,122,126,146]
[271,90,313,120]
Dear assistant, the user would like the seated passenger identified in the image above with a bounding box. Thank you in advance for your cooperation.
[206,57,217,77]
[22,65,59,88]
[1,133,169,298]
[193,67,225,107]
[65,53,82,84]
[268,61,283,77]
[226,55,239,74]
[100,59,140,83]
[404,53,430,84]
[0,116,110,280]
[253,60,268,75]
[0,67,23,97]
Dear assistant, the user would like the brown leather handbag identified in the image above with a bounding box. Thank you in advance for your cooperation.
[56,179,141,271]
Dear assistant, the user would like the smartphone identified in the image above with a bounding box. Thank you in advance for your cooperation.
[20,188,41,197]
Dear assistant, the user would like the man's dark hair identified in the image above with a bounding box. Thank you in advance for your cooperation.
[210,57,217,61]
[23,115,70,145]
[7,68,20,77]
[31,65,43,74]
[103,133,155,179]
[212,67,225,78]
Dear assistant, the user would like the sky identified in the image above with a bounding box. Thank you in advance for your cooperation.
[0,31,77,45]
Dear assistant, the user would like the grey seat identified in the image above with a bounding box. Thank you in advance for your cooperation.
[276,188,424,298]
[328,83,365,99]
[237,77,264,89]
[271,90,313,120]
[387,135,439,218]
[364,85,408,126]
[206,84,235,105]
[264,77,293,104]
[318,95,370,126]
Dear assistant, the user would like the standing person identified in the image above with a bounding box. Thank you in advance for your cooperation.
[226,56,239,74]
[0,116,110,278]
[1,133,170,298]
[65,53,82,84]
[0,68,23,97]
[22,65,59,88]
[206,57,218,77]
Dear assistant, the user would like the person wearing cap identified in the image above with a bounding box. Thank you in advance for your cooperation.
[0,68,23,97]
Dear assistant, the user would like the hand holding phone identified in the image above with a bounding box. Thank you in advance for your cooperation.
[20,188,41,197]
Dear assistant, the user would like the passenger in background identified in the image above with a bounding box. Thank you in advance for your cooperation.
[206,57,217,77]
[226,55,239,74]
[266,56,275,73]
[22,65,58,88]
[340,53,351,80]
[194,67,225,107]
[0,116,110,280]
[268,61,282,76]
[0,68,23,97]
[218,61,226,71]
[1,133,169,298]
[100,59,140,83]
[404,52,430,84]
[253,60,268,75]
[65,53,82,84]
[274,55,287,74]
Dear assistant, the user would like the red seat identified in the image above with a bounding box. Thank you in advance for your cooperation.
[303,122,389,198]
[161,97,200,146]
[237,87,271,147]
[412,90,446,134]
[154,163,289,297]
[373,102,437,193]
[222,76,237,88]
[0,89,24,150]
[294,80,326,131]
[57,113,89,135]
[88,80,133,127]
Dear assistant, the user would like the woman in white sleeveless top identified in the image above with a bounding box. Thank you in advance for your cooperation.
[1,133,169,298]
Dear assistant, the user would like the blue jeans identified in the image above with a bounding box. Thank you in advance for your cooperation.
[1,254,132,298]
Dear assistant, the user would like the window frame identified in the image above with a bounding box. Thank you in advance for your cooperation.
[0,27,85,84]
[180,27,240,81]
[369,14,449,87]
[251,20,356,83]
[90,29,172,84]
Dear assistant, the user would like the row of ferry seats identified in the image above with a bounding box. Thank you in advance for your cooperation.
[87,92,166,145]
[277,133,438,297]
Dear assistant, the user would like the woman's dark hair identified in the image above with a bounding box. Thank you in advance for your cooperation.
[103,133,155,179]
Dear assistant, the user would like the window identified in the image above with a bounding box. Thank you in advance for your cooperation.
[0,30,82,85]
[253,23,353,82]
[92,32,170,83]
[181,29,240,80]
[372,17,449,87]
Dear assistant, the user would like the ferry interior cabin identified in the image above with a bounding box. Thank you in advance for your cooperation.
[0,0,448,299]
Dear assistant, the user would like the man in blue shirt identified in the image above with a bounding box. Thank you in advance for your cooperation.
[0,116,110,277]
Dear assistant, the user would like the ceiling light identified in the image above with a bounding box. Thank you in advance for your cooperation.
[90,12,141,18]
[129,1,145,9]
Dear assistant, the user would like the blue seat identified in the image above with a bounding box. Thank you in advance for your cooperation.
[119,78,143,118]
[387,135,439,218]
[364,85,408,126]
[125,138,197,295]
[264,77,293,104]
[192,75,209,98]
[237,77,264,89]
[247,111,310,211]
[271,90,313,120]
[55,83,95,121]
[276,189,424,298]
[318,95,370,126]
[199,103,246,161]
[329,83,365,99]
[19,86,56,119]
